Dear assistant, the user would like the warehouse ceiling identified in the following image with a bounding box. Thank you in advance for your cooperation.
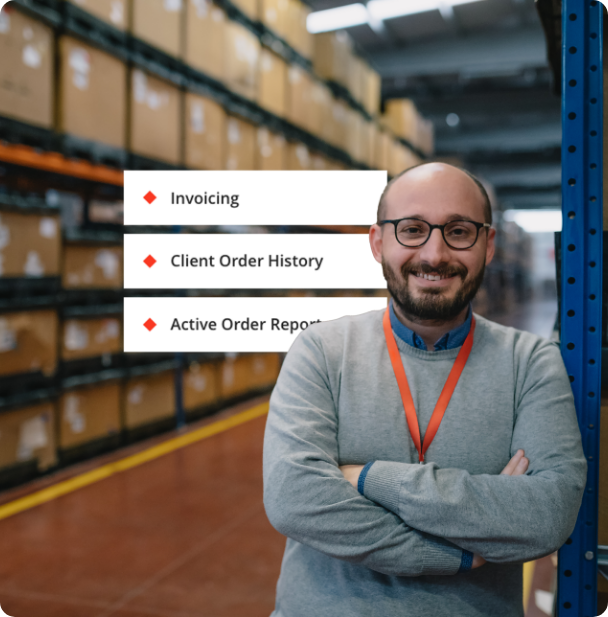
[308,0,561,211]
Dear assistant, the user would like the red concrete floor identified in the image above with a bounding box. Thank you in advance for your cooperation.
[0,397,285,617]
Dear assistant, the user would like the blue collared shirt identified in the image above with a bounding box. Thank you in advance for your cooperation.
[388,299,473,351]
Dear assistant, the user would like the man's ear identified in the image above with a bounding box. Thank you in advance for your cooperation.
[485,227,496,266]
[369,224,383,264]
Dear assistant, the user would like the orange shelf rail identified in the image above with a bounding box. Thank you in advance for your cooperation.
[0,142,124,186]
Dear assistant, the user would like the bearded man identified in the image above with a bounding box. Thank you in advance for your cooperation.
[263,163,586,617]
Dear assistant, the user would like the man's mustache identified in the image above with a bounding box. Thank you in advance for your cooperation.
[400,263,468,280]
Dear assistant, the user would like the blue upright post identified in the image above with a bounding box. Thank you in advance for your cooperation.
[559,1,603,615]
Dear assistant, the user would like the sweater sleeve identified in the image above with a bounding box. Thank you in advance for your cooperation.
[263,327,465,577]
[362,338,587,563]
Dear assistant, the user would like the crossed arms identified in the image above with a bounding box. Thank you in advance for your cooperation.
[262,329,587,577]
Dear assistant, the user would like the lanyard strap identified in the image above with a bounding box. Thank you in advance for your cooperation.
[382,308,476,463]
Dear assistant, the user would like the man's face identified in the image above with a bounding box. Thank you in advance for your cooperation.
[369,164,496,323]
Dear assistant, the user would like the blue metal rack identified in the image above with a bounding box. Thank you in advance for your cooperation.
[559,1,603,615]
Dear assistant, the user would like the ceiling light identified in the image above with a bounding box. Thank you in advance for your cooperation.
[367,0,484,23]
[446,113,460,127]
[503,210,562,234]
[307,3,368,33]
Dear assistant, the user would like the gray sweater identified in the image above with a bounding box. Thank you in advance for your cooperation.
[263,309,587,617]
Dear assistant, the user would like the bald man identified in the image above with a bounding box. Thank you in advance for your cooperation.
[263,163,586,617]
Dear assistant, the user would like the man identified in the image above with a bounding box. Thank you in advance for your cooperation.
[263,162,586,616]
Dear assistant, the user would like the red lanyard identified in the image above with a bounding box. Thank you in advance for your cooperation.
[382,307,476,464]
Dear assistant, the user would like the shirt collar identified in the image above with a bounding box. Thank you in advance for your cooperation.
[388,299,473,351]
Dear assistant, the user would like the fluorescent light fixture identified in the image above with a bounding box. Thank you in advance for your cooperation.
[503,210,562,234]
[367,0,485,21]
[307,3,368,33]
[307,0,486,32]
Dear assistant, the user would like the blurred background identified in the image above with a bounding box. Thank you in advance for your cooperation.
[0,0,575,616]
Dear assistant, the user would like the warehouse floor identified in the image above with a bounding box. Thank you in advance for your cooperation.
[0,298,560,617]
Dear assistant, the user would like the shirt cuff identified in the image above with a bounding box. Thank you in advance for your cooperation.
[458,550,474,573]
[357,461,375,495]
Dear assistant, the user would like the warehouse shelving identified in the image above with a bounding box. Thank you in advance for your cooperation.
[557,1,603,615]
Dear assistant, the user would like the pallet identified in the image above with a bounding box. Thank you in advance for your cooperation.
[0,277,61,303]
[124,417,176,445]
[128,153,180,171]
[129,38,186,87]
[0,115,55,151]
[0,190,55,213]
[58,134,128,169]
[0,372,58,403]
[61,2,129,60]
[59,354,125,380]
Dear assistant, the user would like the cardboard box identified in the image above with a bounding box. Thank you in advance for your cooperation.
[0,310,58,377]
[224,21,259,101]
[183,0,225,80]
[256,127,285,170]
[347,55,364,105]
[59,381,121,448]
[259,48,287,117]
[345,109,363,163]
[330,98,349,151]
[124,370,175,428]
[310,152,328,170]
[225,116,256,170]
[220,355,252,398]
[63,244,123,289]
[360,120,374,168]
[61,316,122,361]
[286,0,312,59]
[384,99,420,144]
[0,401,56,470]
[260,0,288,37]
[184,361,218,411]
[363,64,381,117]
[66,0,129,30]
[417,117,434,156]
[131,0,183,58]
[313,31,351,87]
[373,128,391,171]
[307,80,329,138]
[286,64,313,130]
[185,91,225,170]
[286,142,310,170]
[0,211,60,277]
[57,36,127,148]
[129,69,182,165]
[0,5,53,128]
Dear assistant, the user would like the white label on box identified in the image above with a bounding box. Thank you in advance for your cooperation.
[69,48,91,90]
[124,297,387,353]
[17,415,48,460]
[124,170,386,225]
[0,318,17,352]
[24,251,44,276]
[110,0,124,25]
[164,0,183,11]
[22,44,41,69]
[192,0,209,18]
[190,101,205,134]
[39,217,57,238]
[95,249,119,280]
[227,119,241,145]
[124,234,385,289]
[0,217,10,250]
[128,385,145,405]
[65,321,89,350]
[133,70,147,103]
[64,395,85,434]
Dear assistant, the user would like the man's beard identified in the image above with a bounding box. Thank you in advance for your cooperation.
[382,258,485,323]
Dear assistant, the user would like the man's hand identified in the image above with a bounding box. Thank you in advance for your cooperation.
[340,465,365,490]
[471,450,529,569]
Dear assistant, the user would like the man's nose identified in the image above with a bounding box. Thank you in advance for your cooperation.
[417,228,451,266]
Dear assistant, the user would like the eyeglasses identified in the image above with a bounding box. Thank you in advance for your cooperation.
[378,217,491,250]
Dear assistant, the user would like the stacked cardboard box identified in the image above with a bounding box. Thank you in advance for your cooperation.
[61,316,122,361]
[0,401,57,470]
[63,244,123,289]
[59,381,121,448]
[259,49,287,117]
[224,21,260,101]
[184,91,226,170]
[124,370,175,429]
[383,99,435,156]
[226,116,256,170]
[65,0,130,30]
[184,0,225,81]
[256,127,286,170]
[313,31,352,88]
[0,310,58,377]
[287,142,311,170]
[57,36,127,148]
[183,361,219,412]
[0,5,54,128]
[0,211,60,277]
[131,0,182,57]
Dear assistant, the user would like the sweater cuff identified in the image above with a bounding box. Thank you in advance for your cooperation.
[357,461,375,495]
[458,550,474,573]
[421,535,465,576]
[361,460,409,513]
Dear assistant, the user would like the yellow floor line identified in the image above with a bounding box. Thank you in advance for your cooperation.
[0,402,270,522]
[523,560,536,612]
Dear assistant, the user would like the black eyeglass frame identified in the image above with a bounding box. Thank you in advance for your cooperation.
[377,217,491,250]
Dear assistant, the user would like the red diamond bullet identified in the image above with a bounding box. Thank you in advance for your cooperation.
[144,318,157,331]
[144,255,157,268]
[144,191,157,204]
